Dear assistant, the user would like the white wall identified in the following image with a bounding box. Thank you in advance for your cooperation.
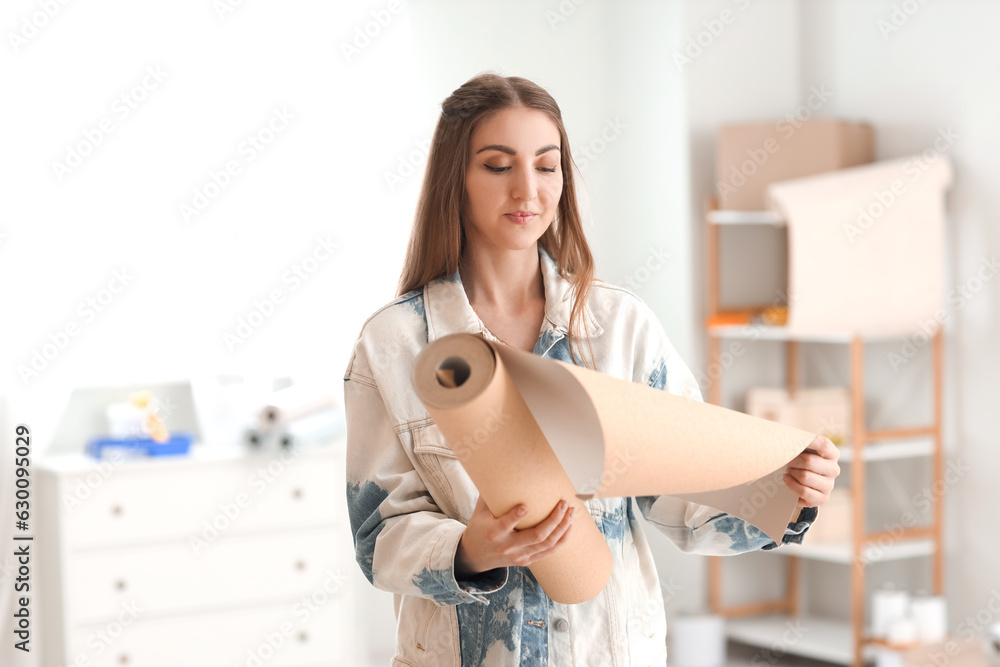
[0,0,429,450]
[798,0,1000,638]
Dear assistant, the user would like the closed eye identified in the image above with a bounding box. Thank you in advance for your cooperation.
[485,165,558,173]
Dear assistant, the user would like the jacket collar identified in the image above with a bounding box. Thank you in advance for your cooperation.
[423,245,604,343]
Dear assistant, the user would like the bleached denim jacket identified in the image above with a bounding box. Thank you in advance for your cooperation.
[343,245,816,667]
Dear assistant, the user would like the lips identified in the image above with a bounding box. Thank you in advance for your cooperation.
[505,212,536,223]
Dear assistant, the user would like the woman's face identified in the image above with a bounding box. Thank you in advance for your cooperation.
[464,106,563,253]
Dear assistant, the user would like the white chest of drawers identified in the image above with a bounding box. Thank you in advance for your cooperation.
[36,441,356,667]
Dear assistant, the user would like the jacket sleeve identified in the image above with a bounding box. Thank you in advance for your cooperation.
[633,325,817,555]
[343,342,508,606]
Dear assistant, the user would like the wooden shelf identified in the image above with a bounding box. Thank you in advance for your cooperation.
[706,323,910,343]
[776,537,936,565]
[705,195,945,667]
[726,614,871,664]
[837,436,935,462]
[706,209,785,225]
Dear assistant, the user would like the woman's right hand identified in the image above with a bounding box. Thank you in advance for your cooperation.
[454,496,576,578]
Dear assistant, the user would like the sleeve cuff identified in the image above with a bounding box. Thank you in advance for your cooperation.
[762,506,819,551]
[418,520,509,605]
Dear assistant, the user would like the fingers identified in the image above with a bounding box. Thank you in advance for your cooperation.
[783,468,833,507]
[473,498,576,568]
[495,501,528,533]
[786,467,834,493]
[519,504,575,564]
[527,514,575,562]
[786,451,841,478]
[507,500,575,564]
[809,434,841,460]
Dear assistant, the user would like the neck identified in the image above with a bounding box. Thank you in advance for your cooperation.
[459,243,544,315]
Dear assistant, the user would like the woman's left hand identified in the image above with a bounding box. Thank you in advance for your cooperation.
[783,434,842,508]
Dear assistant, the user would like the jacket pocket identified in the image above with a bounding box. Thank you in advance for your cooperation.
[394,595,460,666]
[411,422,474,521]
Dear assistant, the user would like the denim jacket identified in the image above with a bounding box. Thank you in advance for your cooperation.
[343,245,816,667]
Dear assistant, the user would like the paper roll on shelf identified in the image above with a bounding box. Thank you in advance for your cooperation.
[245,408,346,449]
[910,595,947,643]
[872,588,910,639]
[411,333,818,605]
[256,382,340,430]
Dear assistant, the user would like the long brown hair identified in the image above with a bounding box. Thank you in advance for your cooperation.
[397,72,597,369]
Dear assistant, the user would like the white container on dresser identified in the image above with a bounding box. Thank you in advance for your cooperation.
[36,439,356,667]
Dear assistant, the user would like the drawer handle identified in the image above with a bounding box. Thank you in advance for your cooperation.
[111,504,124,516]
[291,487,303,499]
[298,631,308,643]
[295,560,306,571]
[115,579,127,591]
[118,653,130,663]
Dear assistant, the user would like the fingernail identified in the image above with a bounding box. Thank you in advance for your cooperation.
[569,507,575,518]
[518,505,527,516]
[560,500,567,510]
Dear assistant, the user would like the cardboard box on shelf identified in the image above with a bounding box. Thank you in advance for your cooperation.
[745,386,852,448]
[808,487,852,543]
[716,118,874,210]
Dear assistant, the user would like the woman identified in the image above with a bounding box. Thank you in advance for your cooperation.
[344,72,840,667]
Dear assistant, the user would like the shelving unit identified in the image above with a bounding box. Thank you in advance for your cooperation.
[703,197,945,667]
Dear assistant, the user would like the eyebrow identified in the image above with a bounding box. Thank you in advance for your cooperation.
[475,144,560,157]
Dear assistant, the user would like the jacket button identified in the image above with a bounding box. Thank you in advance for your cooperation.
[554,618,569,632]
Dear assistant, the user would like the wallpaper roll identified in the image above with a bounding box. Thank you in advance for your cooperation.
[411,332,817,604]
[257,382,340,429]
[766,155,952,337]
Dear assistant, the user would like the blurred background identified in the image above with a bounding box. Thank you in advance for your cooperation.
[1,0,997,665]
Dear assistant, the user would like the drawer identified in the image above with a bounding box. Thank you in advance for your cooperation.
[58,447,346,549]
[66,527,352,624]
[65,592,357,667]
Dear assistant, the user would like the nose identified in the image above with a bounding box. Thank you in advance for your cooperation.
[511,163,538,203]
